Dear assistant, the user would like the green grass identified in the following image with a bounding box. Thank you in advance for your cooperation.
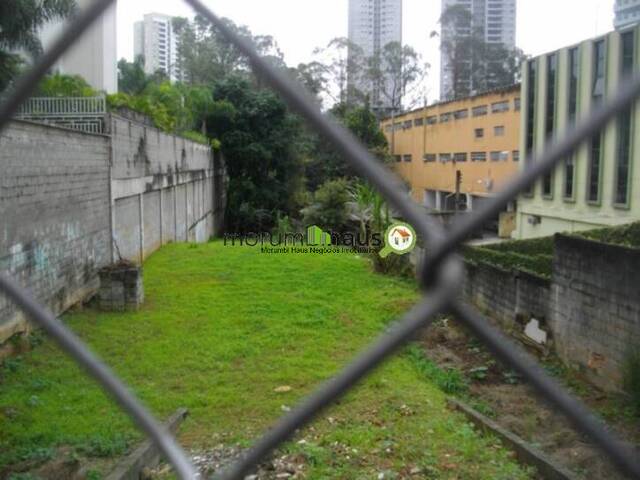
[0,242,533,478]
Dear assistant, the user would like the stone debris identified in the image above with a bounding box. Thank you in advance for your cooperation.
[147,445,306,479]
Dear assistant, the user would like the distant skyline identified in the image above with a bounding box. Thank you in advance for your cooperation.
[108,0,615,101]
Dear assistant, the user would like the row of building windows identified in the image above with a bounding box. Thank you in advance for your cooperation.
[525,30,635,206]
[394,150,519,163]
[385,97,519,132]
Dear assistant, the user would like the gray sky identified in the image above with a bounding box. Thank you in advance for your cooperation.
[116,0,615,101]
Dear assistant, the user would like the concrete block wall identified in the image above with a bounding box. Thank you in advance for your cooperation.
[462,234,640,391]
[0,121,111,342]
[462,260,551,332]
[109,114,224,263]
[0,114,226,344]
[552,234,640,390]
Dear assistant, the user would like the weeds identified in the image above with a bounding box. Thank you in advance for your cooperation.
[622,345,640,416]
[407,344,468,394]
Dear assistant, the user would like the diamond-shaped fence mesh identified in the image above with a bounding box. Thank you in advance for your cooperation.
[1,1,639,479]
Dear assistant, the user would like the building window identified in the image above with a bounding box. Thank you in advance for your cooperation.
[588,135,602,202]
[494,125,505,136]
[403,154,412,162]
[453,152,467,162]
[394,155,401,163]
[588,40,606,203]
[568,47,579,125]
[615,31,635,206]
[423,153,436,162]
[454,109,469,119]
[440,112,453,123]
[472,105,488,117]
[426,115,438,125]
[592,39,606,103]
[514,97,521,111]
[513,150,520,161]
[524,59,537,195]
[439,153,452,162]
[471,152,487,162]
[403,120,413,129]
[414,117,424,126]
[543,53,557,198]
[474,128,484,138]
[490,151,502,161]
[545,53,557,139]
[564,157,575,199]
[491,100,510,113]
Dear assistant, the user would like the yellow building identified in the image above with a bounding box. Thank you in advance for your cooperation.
[381,85,521,222]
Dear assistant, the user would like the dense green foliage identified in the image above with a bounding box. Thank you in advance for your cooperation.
[36,73,96,97]
[0,0,76,91]
[462,236,554,278]
[0,243,533,479]
[208,76,305,232]
[301,179,352,232]
[578,222,640,248]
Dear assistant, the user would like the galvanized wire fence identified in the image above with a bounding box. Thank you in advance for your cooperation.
[0,1,639,479]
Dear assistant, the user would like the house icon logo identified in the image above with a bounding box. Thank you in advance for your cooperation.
[380,222,417,258]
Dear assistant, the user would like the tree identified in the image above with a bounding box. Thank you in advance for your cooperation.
[207,76,305,232]
[304,102,389,191]
[311,37,366,107]
[301,179,351,233]
[36,73,96,97]
[438,4,526,100]
[117,55,149,95]
[0,0,77,91]
[173,15,285,86]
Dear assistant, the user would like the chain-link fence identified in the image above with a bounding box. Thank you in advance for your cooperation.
[1,1,639,479]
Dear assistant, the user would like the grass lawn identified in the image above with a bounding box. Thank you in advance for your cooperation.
[0,242,533,479]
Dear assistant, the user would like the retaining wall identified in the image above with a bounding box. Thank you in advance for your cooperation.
[0,115,226,343]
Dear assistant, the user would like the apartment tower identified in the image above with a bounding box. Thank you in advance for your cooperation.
[614,0,640,29]
[348,0,403,113]
[440,0,516,100]
[133,13,181,82]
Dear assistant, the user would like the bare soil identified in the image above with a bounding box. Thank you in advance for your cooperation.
[419,319,640,480]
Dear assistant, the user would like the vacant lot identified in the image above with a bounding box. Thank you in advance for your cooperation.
[0,242,533,478]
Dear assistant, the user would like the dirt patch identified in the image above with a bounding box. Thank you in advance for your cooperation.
[418,320,640,480]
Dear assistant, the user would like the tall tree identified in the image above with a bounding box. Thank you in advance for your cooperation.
[0,0,77,91]
[117,55,148,95]
[438,4,526,100]
[207,76,305,232]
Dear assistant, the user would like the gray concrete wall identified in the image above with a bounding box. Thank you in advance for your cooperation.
[109,113,225,263]
[0,121,111,342]
[0,114,226,344]
[551,234,640,390]
[461,234,640,391]
[462,260,551,332]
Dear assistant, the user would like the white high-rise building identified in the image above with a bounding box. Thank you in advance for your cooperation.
[439,0,517,100]
[614,0,640,29]
[348,0,403,113]
[133,13,181,82]
[38,0,117,93]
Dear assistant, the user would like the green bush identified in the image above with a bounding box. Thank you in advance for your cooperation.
[579,222,640,248]
[301,179,351,233]
[484,236,554,256]
[622,346,640,416]
[462,245,552,279]
[180,130,210,145]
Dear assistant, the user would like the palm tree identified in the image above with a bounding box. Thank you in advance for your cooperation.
[0,0,77,91]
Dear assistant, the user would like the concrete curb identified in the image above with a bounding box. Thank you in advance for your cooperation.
[104,408,189,480]
[447,398,578,480]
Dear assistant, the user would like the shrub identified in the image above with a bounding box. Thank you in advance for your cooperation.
[301,179,351,233]
[579,222,640,248]
[622,345,640,415]
[462,245,552,278]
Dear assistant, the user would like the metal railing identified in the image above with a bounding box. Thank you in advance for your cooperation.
[12,95,106,133]
[0,1,639,479]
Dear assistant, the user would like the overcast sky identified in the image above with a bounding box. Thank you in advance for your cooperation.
[115,0,615,101]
